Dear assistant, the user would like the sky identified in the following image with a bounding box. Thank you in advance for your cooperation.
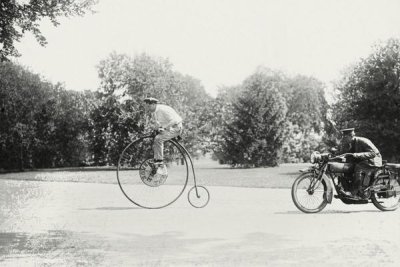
[14,0,400,97]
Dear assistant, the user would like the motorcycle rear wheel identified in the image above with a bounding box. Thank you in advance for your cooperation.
[291,172,328,213]
[371,176,400,211]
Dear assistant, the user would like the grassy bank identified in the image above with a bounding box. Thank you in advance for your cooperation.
[0,158,309,188]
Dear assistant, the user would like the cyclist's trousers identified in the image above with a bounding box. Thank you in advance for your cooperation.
[153,123,182,160]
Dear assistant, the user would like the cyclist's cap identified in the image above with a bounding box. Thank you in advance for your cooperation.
[340,128,355,135]
[143,97,159,104]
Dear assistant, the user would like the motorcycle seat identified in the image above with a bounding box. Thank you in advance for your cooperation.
[385,163,400,169]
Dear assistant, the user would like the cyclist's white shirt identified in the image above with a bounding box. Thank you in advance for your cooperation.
[153,104,182,129]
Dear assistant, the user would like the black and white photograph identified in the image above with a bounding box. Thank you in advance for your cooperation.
[1,0,400,266]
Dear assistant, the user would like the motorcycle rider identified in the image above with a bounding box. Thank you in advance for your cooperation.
[338,128,382,199]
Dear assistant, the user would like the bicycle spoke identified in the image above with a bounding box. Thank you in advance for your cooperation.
[117,138,189,209]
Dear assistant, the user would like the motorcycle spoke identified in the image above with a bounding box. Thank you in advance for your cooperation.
[295,175,326,210]
[372,178,400,210]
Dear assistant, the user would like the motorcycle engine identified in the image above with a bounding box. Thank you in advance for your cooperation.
[338,174,354,191]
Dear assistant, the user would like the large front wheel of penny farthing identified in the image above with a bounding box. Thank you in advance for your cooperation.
[117,136,189,209]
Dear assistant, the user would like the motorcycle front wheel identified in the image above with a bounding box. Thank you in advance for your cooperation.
[371,176,400,211]
[291,172,328,213]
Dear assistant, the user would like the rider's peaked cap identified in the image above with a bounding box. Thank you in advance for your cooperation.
[340,128,355,135]
[143,97,159,104]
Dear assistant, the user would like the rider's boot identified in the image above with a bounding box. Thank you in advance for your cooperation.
[348,188,363,200]
[150,159,166,176]
[156,164,168,176]
[148,159,159,176]
[338,188,362,200]
[350,175,363,199]
[338,188,352,197]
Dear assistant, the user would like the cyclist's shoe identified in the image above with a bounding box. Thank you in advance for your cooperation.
[150,160,165,176]
[156,165,168,176]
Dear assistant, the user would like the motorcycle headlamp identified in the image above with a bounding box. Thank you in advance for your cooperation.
[310,151,321,164]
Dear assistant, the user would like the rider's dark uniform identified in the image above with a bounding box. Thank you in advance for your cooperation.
[340,132,382,195]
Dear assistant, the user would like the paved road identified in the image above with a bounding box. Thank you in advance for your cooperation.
[1,179,400,266]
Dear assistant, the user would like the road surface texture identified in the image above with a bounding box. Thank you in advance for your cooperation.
[1,179,399,266]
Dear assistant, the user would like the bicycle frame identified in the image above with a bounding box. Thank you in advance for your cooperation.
[116,133,189,209]
[170,139,201,198]
[117,131,209,208]
[142,130,202,198]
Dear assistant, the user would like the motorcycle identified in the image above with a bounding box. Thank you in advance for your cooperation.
[291,151,400,213]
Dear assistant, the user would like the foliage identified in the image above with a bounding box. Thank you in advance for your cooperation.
[212,68,329,165]
[220,70,288,167]
[0,61,93,169]
[281,123,325,163]
[200,95,234,163]
[0,0,97,61]
[333,38,400,161]
[0,55,334,169]
[91,53,212,165]
[283,75,328,133]
[280,75,329,162]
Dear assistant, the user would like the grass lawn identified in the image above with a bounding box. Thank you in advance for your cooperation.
[0,157,310,189]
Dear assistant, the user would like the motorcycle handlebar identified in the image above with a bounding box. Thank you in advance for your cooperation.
[329,154,347,162]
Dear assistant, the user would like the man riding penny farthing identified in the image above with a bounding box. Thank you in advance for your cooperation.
[117,97,210,209]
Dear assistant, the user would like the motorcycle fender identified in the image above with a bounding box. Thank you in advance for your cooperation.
[300,171,333,204]
[321,173,333,204]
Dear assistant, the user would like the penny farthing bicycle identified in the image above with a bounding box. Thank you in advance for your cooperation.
[117,131,210,209]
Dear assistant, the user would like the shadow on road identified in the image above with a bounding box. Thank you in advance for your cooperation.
[275,209,381,215]
[0,230,102,266]
[0,231,223,266]
[279,172,300,176]
[79,206,141,211]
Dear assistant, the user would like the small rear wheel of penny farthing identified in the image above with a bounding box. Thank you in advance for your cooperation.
[117,136,189,209]
[188,186,210,208]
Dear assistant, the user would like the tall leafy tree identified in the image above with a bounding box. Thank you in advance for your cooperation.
[284,75,328,133]
[206,87,237,162]
[213,68,329,164]
[92,52,212,165]
[0,61,51,169]
[0,61,93,169]
[280,75,329,162]
[0,0,97,61]
[221,70,288,167]
[333,38,400,161]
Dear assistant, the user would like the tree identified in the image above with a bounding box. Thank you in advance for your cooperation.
[91,52,212,165]
[220,70,288,167]
[0,61,93,169]
[206,87,236,163]
[283,75,328,133]
[333,38,400,161]
[0,61,52,169]
[212,68,329,164]
[280,75,329,162]
[0,0,97,61]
